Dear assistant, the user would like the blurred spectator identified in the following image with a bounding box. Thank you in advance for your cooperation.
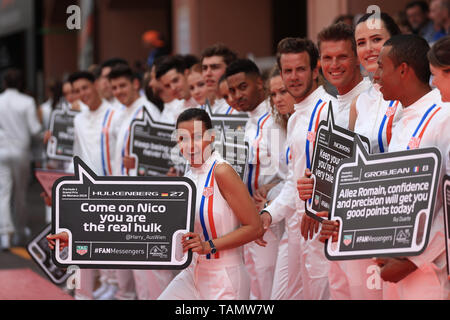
[395,11,413,34]
[333,14,354,27]
[187,63,209,107]
[142,30,170,68]
[429,0,450,41]
[96,58,129,110]
[405,1,436,42]
[39,78,63,130]
[0,68,42,248]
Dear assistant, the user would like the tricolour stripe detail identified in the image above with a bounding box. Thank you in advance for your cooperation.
[199,160,218,259]
[286,146,290,165]
[101,109,115,176]
[407,104,439,150]
[313,102,327,150]
[305,99,323,171]
[247,112,270,196]
[253,113,271,192]
[377,100,399,153]
[207,162,219,259]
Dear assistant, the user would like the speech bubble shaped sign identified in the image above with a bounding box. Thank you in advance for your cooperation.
[306,103,371,221]
[47,107,78,161]
[52,157,196,270]
[129,108,186,176]
[325,136,441,260]
[204,100,249,180]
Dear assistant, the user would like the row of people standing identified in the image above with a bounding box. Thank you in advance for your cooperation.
[46,11,449,300]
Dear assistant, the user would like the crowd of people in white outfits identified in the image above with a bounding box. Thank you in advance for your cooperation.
[0,4,449,300]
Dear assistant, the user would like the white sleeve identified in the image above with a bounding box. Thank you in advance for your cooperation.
[264,154,296,224]
[26,99,42,136]
[266,180,285,201]
[408,119,449,268]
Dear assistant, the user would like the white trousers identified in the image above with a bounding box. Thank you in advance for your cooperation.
[299,225,330,300]
[0,162,14,235]
[133,270,175,300]
[0,155,30,236]
[328,260,382,300]
[245,222,283,300]
[270,230,289,299]
[114,269,136,300]
[158,256,250,300]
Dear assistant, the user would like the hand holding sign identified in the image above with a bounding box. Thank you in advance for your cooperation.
[28,225,70,285]
[52,157,196,270]
[306,104,370,222]
[325,136,441,260]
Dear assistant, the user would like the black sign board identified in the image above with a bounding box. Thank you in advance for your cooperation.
[128,109,186,176]
[443,175,450,276]
[325,136,441,260]
[206,102,249,180]
[52,157,196,270]
[27,224,70,285]
[306,104,370,222]
[47,108,78,161]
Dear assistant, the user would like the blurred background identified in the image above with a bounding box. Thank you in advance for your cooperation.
[0,0,421,101]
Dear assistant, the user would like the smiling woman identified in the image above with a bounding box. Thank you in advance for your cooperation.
[428,35,450,102]
[158,108,263,300]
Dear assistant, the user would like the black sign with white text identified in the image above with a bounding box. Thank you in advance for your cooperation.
[325,136,441,260]
[47,108,78,161]
[52,157,196,269]
[306,104,370,222]
[206,103,249,180]
[129,109,186,176]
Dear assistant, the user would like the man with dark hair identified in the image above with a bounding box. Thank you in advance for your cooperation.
[260,37,337,300]
[317,22,371,128]
[201,43,238,113]
[373,34,450,299]
[156,55,197,124]
[108,64,160,175]
[405,1,436,43]
[0,68,42,249]
[226,58,287,300]
[66,70,121,300]
[107,64,172,300]
[96,58,129,111]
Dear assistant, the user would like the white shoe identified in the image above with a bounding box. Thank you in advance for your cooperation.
[93,282,109,299]
[97,284,118,300]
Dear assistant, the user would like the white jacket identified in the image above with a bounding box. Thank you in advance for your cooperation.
[384,88,450,300]
[265,85,337,299]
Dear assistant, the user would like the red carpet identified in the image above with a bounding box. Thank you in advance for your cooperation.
[0,269,74,300]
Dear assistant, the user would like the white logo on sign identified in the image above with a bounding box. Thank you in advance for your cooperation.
[396,229,411,244]
[149,245,168,258]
